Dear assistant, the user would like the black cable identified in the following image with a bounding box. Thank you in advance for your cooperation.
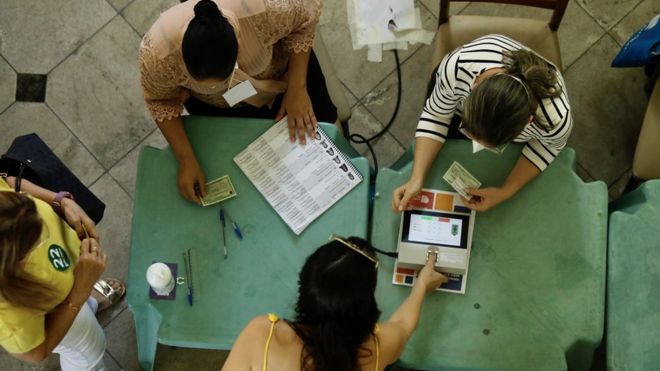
[373,246,399,259]
[349,49,403,177]
[347,49,402,246]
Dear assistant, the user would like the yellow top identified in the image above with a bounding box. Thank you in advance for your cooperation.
[0,178,81,354]
[262,313,380,371]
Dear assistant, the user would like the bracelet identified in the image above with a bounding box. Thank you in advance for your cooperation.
[52,191,73,213]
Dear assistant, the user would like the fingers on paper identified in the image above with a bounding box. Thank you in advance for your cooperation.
[296,117,307,145]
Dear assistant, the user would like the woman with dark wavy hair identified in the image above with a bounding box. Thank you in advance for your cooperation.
[223,235,447,370]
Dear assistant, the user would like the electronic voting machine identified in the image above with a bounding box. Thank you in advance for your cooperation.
[397,208,475,275]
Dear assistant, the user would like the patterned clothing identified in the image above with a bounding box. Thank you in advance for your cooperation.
[417,34,573,171]
[139,0,322,122]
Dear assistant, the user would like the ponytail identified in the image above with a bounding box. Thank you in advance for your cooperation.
[192,0,221,24]
[503,49,562,99]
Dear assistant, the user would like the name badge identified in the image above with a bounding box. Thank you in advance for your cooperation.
[222,80,258,107]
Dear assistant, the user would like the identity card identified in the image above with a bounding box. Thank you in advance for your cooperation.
[200,175,237,206]
[442,161,481,201]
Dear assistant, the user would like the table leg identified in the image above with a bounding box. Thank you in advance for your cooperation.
[130,305,162,371]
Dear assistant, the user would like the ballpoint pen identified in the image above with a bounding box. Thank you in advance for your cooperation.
[219,209,227,259]
[183,251,193,306]
[231,220,243,240]
[224,209,243,240]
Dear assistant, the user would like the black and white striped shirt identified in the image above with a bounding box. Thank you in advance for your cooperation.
[416,34,573,171]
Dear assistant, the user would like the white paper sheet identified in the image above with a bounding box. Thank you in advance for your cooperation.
[234,118,363,235]
[346,0,434,61]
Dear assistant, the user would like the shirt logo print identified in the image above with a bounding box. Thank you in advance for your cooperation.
[48,245,71,272]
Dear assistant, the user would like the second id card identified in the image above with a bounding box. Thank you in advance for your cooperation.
[201,175,238,206]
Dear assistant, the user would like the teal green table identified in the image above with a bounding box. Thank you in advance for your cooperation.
[608,180,660,370]
[127,117,368,370]
[371,141,608,370]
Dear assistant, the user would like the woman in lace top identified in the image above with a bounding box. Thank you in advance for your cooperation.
[139,0,336,202]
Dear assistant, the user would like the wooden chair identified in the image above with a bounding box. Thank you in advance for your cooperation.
[431,0,569,73]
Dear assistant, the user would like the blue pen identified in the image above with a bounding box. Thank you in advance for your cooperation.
[187,287,193,306]
[219,209,227,258]
[232,221,243,240]
[223,209,243,240]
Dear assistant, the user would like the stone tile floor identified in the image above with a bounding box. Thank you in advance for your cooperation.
[0,0,656,369]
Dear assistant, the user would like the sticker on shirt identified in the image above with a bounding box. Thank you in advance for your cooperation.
[48,245,71,272]
[222,80,257,107]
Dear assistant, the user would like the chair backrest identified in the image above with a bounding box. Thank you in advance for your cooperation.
[438,0,569,31]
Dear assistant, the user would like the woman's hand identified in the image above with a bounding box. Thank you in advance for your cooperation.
[177,158,206,204]
[463,187,511,212]
[276,85,317,145]
[69,238,107,306]
[415,253,448,293]
[60,198,99,241]
[391,177,423,212]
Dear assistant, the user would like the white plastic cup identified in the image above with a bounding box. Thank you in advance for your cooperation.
[146,262,175,296]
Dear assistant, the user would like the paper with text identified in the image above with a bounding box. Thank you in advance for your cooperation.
[234,118,363,235]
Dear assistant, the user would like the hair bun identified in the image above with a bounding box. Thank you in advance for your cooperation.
[193,0,221,23]
[504,49,561,99]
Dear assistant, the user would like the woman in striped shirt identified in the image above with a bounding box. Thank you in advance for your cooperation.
[392,34,572,212]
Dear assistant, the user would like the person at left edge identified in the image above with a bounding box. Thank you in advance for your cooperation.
[139,0,337,203]
[0,175,125,370]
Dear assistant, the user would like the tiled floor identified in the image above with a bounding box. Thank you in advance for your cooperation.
[0,0,656,369]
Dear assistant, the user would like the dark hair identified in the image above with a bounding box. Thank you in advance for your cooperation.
[0,192,57,311]
[182,0,238,80]
[462,49,562,146]
[288,237,381,371]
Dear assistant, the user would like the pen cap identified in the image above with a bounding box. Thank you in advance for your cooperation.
[146,262,175,296]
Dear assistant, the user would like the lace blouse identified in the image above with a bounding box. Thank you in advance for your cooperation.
[139,0,322,123]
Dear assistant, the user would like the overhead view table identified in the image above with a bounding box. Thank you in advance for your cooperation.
[608,180,660,370]
[127,117,369,370]
[371,141,608,370]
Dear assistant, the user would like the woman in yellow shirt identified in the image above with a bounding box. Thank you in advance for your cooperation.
[223,236,447,371]
[0,176,125,370]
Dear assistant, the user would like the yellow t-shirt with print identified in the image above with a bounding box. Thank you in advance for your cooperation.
[0,178,81,354]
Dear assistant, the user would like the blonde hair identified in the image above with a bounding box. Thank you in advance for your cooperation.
[0,192,57,311]
[503,49,561,99]
[462,49,562,145]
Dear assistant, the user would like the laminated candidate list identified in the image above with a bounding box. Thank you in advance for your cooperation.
[234,118,363,235]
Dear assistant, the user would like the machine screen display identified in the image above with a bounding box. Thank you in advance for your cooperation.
[402,210,469,249]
